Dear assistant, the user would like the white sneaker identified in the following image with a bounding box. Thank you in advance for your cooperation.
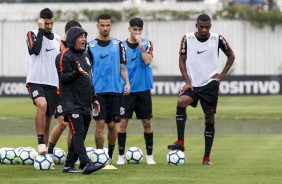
[146,155,156,164]
[38,144,47,155]
[116,155,126,165]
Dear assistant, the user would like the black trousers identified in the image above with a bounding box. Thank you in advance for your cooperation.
[65,114,91,169]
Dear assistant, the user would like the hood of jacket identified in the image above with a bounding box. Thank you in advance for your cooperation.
[66,27,88,51]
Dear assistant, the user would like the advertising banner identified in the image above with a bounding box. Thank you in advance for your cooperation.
[0,76,281,97]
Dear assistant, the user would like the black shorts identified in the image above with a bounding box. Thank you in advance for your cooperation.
[120,90,153,119]
[54,94,64,118]
[26,83,58,116]
[181,80,219,114]
[94,94,122,123]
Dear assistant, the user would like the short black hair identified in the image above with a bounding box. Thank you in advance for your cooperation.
[97,14,111,22]
[197,14,211,22]
[40,8,53,19]
[129,17,143,28]
[65,20,82,33]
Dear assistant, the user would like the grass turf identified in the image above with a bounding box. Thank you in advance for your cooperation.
[0,96,282,184]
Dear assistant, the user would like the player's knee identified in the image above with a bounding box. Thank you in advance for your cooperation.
[177,97,190,107]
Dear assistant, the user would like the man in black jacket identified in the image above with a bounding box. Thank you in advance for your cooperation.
[55,27,103,174]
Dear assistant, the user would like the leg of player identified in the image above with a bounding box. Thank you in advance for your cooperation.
[143,119,156,164]
[168,95,191,152]
[107,121,117,163]
[34,97,48,155]
[47,115,68,157]
[67,125,73,147]
[203,113,215,165]
[117,118,128,164]
[95,119,105,149]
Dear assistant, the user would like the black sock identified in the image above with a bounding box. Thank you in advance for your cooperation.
[176,106,187,141]
[204,123,215,157]
[118,132,126,155]
[108,145,115,159]
[37,134,45,144]
[47,143,55,154]
[144,132,153,155]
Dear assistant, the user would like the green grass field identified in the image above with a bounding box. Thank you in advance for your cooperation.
[0,96,282,184]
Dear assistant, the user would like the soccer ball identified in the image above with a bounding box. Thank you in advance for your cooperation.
[125,147,143,164]
[14,147,24,158]
[18,148,38,165]
[167,150,185,166]
[86,147,95,160]
[90,149,109,166]
[34,154,54,170]
[53,148,66,165]
[0,147,18,164]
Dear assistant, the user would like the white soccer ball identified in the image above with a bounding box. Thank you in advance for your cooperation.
[14,147,24,158]
[86,147,95,160]
[18,148,38,165]
[167,150,185,166]
[0,147,18,164]
[90,149,109,166]
[53,148,66,165]
[125,147,143,164]
[34,154,54,170]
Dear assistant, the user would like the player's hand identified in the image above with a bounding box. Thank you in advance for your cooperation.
[179,83,193,95]
[123,84,130,95]
[38,18,45,29]
[212,73,224,81]
[92,100,100,115]
[135,35,142,44]
[76,61,89,76]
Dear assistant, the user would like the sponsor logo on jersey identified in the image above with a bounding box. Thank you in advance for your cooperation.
[46,48,55,52]
[197,50,207,54]
[100,54,109,59]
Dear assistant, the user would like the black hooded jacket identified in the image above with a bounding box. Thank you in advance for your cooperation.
[55,27,95,116]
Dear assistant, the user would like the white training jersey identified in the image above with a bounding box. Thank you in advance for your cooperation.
[26,29,61,87]
[185,32,219,87]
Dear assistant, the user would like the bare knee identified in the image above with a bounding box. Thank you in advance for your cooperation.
[177,96,192,107]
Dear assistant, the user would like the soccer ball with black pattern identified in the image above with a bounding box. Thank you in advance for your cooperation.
[34,154,54,170]
[90,149,109,166]
[125,147,143,164]
[53,148,66,165]
[167,150,185,166]
[18,148,37,165]
[0,148,18,164]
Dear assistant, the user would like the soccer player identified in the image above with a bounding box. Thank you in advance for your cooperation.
[88,14,130,162]
[26,8,60,154]
[116,18,156,165]
[47,20,82,156]
[56,26,104,174]
[167,14,235,165]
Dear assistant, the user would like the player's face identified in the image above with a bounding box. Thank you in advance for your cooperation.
[43,18,54,33]
[196,20,211,38]
[129,26,143,38]
[74,33,87,50]
[97,19,112,37]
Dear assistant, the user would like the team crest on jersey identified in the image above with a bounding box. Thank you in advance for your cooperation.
[72,114,79,118]
[32,90,39,97]
[55,37,60,42]
[120,107,125,115]
[85,57,91,66]
[57,105,63,113]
